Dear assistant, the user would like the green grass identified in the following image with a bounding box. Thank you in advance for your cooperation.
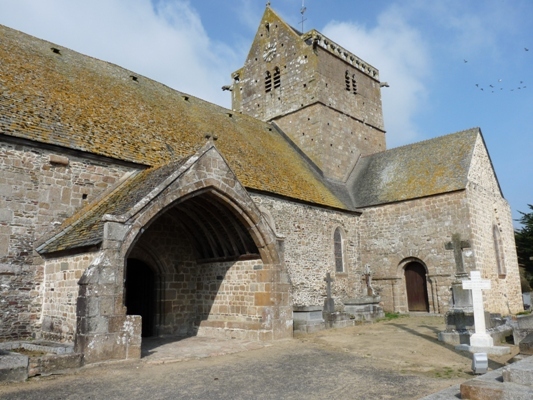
[381,312,408,321]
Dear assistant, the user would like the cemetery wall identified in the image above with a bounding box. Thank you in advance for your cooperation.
[250,193,362,308]
[0,140,137,340]
[466,136,523,314]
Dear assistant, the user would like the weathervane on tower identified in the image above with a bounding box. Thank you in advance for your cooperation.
[300,0,307,32]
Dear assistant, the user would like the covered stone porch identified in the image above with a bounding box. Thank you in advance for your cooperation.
[37,144,292,364]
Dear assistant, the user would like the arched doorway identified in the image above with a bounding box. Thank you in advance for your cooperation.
[125,259,155,337]
[405,262,429,312]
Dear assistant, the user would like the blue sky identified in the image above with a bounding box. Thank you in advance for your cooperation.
[0,0,531,227]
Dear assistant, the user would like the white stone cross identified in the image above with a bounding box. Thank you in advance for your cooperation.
[462,271,493,347]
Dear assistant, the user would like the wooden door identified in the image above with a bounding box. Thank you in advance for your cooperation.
[405,262,429,312]
[125,259,155,337]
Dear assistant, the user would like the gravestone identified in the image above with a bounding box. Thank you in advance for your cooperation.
[343,265,384,322]
[292,305,325,334]
[454,271,510,355]
[462,271,493,347]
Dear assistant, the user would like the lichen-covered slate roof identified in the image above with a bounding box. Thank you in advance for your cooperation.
[0,24,345,210]
[36,159,188,254]
[350,128,479,208]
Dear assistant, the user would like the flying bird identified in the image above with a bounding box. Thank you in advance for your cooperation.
[475,84,479,87]
[526,48,529,51]
[464,59,468,63]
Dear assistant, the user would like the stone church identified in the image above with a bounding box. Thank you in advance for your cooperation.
[0,6,522,363]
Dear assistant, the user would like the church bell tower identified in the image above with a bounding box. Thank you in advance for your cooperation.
[231,6,386,182]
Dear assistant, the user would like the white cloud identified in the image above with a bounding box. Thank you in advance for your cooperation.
[0,0,236,107]
[322,4,430,147]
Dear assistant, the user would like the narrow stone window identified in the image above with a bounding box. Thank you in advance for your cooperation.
[345,71,357,94]
[334,227,345,273]
[352,75,357,94]
[265,71,272,93]
[493,225,506,277]
[345,71,351,91]
[273,67,281,89]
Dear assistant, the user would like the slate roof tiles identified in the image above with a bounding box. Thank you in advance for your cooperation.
[0,24,346,210]
[350,128,479,208]
[1,23,482,245]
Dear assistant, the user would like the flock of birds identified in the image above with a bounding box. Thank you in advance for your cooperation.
[465,47,529,93]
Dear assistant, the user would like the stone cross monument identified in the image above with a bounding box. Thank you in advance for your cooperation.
[364,264,376,296]
[445,233,471,276]
[324,272,335,313]
[462,271,493,348]
[445,233,473,310]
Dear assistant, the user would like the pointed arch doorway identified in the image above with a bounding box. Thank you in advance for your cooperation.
[125,258,155,337]
[404,262,429,312]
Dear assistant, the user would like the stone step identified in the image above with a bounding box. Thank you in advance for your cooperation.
[459,356,533,399]
[502,356,533,386]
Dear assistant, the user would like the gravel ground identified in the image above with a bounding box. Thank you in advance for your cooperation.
[0,315,517,400]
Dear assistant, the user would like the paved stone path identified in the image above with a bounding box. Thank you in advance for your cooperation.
[141,335,271,364]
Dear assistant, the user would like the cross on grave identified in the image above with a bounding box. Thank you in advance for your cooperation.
[324,272,335,313]
[364,264,376,296]
[445,233,471,275]
[462,271,493,348]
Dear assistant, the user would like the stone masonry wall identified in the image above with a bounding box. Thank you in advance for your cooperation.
[41,253,96,342]
[274,104,385,181]
[359,191,472,313]
[129,203,270,340]
[314,45,384,131]
[251,193,362,308]
[466,136,523,314]
[0,140,138,340]
[128,213,197,336]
